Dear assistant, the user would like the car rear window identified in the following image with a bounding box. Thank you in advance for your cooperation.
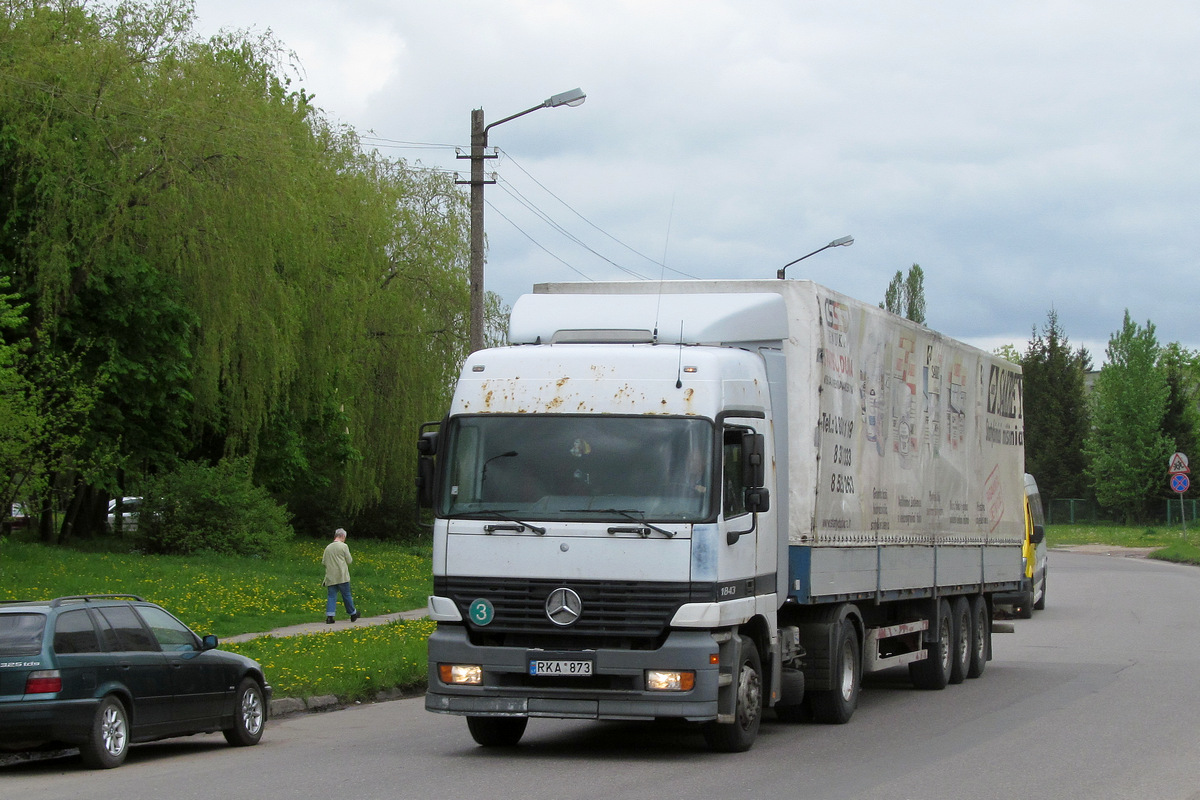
[0,613,47,656]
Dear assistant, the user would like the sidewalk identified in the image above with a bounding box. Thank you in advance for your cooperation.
[222,607,428,645]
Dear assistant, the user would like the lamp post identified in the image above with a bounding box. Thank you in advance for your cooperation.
[460,88,586,353]
[776,235,854,279]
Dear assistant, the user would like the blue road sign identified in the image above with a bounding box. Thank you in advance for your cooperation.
[1170,473,1190,494]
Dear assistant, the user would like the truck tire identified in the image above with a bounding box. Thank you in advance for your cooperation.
[948,596,971,685]
[807,619,860,724]
[774,667,807,723]
[466,716,527,747]
[909,599,952,690]
[966,594,989,679]
[702,635,762,752]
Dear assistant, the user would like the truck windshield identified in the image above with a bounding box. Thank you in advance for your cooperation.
[438,415,714,522]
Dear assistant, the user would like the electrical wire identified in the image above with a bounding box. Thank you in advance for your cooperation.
[485,199,594,281]
[500,150,698,279]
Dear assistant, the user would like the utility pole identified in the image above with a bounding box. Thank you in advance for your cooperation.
[465,108,496,355]
[457,89,586,354]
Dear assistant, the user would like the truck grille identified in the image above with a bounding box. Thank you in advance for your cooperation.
[435,577,713,643]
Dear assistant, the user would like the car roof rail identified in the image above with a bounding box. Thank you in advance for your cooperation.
[51,594,146,607]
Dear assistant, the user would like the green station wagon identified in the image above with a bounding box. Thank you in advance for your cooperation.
[0,595,271,768]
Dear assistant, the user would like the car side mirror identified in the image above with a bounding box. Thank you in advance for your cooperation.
[1030,524,1045,545]
[201,634,218,651]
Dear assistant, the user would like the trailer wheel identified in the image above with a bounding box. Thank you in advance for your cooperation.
[948,597,971,685]
[808,619,860,724]
[466,716,527,747]
[702,635,762,752]
[909,599,952,690]
[967,595,989,679]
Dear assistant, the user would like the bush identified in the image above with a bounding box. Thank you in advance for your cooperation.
[139,459,294,556]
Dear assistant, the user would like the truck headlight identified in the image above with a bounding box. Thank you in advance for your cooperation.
[439,664,482,685]
[646,670,695,691]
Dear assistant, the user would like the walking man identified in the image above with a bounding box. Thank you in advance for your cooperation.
[323,527,359,623]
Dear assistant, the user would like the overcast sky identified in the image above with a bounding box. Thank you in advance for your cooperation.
[189,1,1200,359]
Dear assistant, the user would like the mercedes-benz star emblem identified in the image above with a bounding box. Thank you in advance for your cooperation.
[545,587,583,627]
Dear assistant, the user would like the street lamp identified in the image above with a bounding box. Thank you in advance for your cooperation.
[776,235,854,280]
[460,88,587,353]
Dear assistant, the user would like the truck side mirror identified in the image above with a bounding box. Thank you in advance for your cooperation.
[415,424,441,510]
[1030,524,1045,545]
[416,457,436,508]
[745,487,770,514]
[742,432,766,489]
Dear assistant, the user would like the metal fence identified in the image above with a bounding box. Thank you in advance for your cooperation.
[1047,498,1199,525]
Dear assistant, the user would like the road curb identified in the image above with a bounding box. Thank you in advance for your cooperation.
[269,685,424,719]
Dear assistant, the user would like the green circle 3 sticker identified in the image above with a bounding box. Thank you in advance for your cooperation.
[469,598,494,626]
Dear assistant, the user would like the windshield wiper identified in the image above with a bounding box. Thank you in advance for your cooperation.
[483,511,546,536]
[562,508,676,538]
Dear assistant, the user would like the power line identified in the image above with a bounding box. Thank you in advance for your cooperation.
[494,179,651,281]
[485,199,594,282]
[499,150,698,279]
[358,135,458,150]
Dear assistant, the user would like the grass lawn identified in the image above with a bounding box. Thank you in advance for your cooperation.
[0,534,434,701]
[222,618,437,701]
[1047,523,1200,565]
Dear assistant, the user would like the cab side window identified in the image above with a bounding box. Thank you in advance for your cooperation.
[722,428,748,519]
[53,609,101,654]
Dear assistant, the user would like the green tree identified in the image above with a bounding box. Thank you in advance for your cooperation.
[1157,343,1200,499]
[1085,311,1171,523]
[880,263,926,324]
[993,343,1021,364]
[0,0,469,538]
[1021,310,1092,500]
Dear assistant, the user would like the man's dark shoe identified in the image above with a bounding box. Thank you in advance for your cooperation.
[326,615,335,624]
[350,613,360,622]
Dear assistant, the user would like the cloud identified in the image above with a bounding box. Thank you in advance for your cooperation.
[190,0,1200,353]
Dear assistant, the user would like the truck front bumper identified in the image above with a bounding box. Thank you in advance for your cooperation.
[425,626,721,722]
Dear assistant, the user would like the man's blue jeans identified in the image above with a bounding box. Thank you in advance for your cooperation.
[326,582,356,617]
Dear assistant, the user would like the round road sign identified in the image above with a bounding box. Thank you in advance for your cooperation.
[1170,473,1190,494]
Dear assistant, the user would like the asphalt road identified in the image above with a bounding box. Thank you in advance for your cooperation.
[6,550,1200,800]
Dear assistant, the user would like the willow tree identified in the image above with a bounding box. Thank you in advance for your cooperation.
[0,0,469,535]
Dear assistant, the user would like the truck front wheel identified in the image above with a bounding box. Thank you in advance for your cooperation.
[703,635,762,752]
[466,716,527,747]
